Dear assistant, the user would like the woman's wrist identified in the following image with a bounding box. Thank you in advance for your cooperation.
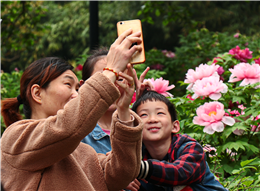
[103,68,119,80]
[117,113,134,127]
[102,70,117,83]
[117,108,132,122]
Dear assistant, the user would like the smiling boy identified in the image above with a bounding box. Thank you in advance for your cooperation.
[133,90,227,191]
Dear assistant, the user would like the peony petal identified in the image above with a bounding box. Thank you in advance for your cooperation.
[203,125,215,134]
[166,84,175,91]
[209,93,221,100]
[222,116,236,126]
[239,79,250,86]
[192,94,199,100]
[233,128,244,136]
[186,83,194,91]
[193,116,211,126]
[211,122,224,132]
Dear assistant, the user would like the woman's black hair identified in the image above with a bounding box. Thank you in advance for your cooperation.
[82,47,108,81]
[132,90,177,122]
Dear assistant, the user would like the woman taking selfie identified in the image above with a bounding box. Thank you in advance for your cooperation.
[1,29,143,191]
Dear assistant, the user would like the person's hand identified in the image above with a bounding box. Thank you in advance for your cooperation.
[133,67,154,100]
[124,179,141,191]
[106,29,142,76]
[115,64,135,121]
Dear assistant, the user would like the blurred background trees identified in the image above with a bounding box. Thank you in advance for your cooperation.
[2,1,260,72]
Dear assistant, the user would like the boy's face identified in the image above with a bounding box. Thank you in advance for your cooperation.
[136,100,180,144]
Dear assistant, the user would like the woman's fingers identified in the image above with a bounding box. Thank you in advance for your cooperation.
[106,31,142,75]
[118,64,135,88]
[114,28,133,45]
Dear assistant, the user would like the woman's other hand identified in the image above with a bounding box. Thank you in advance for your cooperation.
[115,64,135,121]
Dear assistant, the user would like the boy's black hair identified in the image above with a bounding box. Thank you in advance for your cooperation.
[132,90,177,122]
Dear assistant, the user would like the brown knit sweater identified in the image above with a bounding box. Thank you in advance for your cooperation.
[1,72,143,191]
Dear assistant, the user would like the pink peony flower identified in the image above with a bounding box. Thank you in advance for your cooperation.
[225,109,241,117]
[162,50,175,58]
[254,58,260,65]
[229,46,253,62]
[191,75,228,100]
[229,63,260,86]
[150,64,164,71]
[193,101,235,134]
[234,33,240,38]
[187,94,195,101]
[226,149,237,159]
[144,77,175,97]
[184,63,220,90]
[213,57,223,64]
[251,114,260,132]
[203,144,217,158]
[75,64,83,71]
[166,52,175,58]
[238,104,246,111]
[217,66,224,75]
[130,92,136,104]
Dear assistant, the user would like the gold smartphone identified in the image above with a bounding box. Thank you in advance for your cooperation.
[117,19,145,64]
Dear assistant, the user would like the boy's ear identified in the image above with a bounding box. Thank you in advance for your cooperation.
[79,80,84,86]
[172,120,180,134]
[31,84,42,104]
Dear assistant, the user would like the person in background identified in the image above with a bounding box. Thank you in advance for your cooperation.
[1,29,144,191]
[80,47,153,191]
[132,90,228,191]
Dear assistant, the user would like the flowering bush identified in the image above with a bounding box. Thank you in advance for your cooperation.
[169,46,260,190]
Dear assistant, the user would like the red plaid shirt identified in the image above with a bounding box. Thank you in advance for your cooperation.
[142,134,206,187]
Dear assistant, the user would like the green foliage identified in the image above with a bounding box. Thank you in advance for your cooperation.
[224,158,260,190]
[138,1,260,36]
[1,1,48,72]
[37,1,90,61]
[1,1,145,72]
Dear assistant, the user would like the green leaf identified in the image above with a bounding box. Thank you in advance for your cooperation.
[241,158,258,167]
[232,169,241,174]
[242,180,253,187]
[224,164,235,174]
[232,96,246,104]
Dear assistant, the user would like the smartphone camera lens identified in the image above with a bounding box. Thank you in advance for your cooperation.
[120,22,124,25]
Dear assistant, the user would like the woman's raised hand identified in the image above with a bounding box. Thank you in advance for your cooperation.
[115,63,135,121]
[106,29,142,76]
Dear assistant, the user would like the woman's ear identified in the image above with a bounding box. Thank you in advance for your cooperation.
[31,84,42,104]
[79,80,84,86]
[172,120,180,134]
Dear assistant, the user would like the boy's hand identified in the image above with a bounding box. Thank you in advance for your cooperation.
[133,67,154,100]
[124,179,141,191]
